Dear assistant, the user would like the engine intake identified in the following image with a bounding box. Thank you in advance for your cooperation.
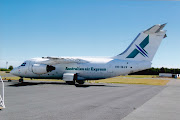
[32,64,56,74]
[47,65,55,72]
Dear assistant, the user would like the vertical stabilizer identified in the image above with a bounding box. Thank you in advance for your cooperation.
[113,24,167,61]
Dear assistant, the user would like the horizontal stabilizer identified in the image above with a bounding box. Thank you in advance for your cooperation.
[144,23,167,34]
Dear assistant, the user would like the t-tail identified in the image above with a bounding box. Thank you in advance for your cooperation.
[113,23,167,61]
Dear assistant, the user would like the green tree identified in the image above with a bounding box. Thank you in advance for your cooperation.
[8,65,13,70]
[160,67,165,73]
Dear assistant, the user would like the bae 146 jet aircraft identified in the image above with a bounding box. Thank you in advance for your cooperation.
[11,24,167,85]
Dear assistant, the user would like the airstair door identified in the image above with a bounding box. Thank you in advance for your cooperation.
[28,61,34,72]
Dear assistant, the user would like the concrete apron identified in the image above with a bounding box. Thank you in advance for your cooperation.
[122,79,180,120]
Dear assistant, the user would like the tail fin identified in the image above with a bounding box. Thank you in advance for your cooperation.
[113,23,167,61]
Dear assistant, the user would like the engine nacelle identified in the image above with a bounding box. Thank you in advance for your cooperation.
[32,64,55,74]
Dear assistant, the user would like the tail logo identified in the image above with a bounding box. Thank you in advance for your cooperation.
[127,35,149,58]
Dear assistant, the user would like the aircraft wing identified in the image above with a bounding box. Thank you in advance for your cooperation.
[41,57,88,65]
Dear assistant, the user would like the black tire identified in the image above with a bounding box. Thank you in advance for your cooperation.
[19,78,24,83]
[76,80,85,85]
[66,81,75,85]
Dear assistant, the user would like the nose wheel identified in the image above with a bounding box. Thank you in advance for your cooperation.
[19,77,24,83]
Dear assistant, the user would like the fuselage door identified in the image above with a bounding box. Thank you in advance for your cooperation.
[28,61,34,72]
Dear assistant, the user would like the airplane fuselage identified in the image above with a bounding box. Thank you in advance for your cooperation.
[11,57,151,80]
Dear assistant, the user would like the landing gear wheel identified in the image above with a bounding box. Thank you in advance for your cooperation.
[66,81,75,85]
[19,78,24,83]
[76,80,85,85]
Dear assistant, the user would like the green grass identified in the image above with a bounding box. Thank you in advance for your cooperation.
[89,77,169,86]
[0,68,11,71]
[0,71,7,76]
[119,75,159,78]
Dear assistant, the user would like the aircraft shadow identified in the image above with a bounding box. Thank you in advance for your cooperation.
[8,82,66,87]
[7,81,122,88]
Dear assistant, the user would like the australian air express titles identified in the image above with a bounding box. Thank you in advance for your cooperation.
[65,67,106,72]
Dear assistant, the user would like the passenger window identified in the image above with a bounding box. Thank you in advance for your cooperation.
[115,66,119,68]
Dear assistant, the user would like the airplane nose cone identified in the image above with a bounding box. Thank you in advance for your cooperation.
[10,68,18,75]
[10,69,15,74]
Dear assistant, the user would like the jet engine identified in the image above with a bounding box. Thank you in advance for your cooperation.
[32,64,55,74]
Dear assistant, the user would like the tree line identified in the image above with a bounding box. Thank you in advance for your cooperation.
[0,66,13,71]
[130,67,180,75]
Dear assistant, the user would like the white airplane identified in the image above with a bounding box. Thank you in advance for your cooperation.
[10,24,167,85]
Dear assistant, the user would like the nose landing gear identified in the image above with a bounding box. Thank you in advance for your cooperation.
[19,77,24,83]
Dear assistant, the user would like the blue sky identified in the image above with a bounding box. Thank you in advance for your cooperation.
[0,0,180,68]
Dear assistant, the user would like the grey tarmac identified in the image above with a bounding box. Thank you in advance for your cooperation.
[122,79,180,120]
[0,80,165,120]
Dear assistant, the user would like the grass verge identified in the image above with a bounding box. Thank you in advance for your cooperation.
[121,75,159,78]
[89,77,169,86]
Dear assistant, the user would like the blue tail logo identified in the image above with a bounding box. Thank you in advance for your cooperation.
[127,35,149,58]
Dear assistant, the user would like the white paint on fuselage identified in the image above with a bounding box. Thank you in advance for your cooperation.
[11,57,151,80]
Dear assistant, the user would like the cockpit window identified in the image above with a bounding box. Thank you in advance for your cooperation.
[21,62,26,66]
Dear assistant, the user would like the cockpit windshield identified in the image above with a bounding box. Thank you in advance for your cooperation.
[21,62,26,66]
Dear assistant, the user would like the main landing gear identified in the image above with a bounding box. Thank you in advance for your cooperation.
[66,81,75,85]
[66,80,85,85]
[76,80,85,85]
[63,73,85,85]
